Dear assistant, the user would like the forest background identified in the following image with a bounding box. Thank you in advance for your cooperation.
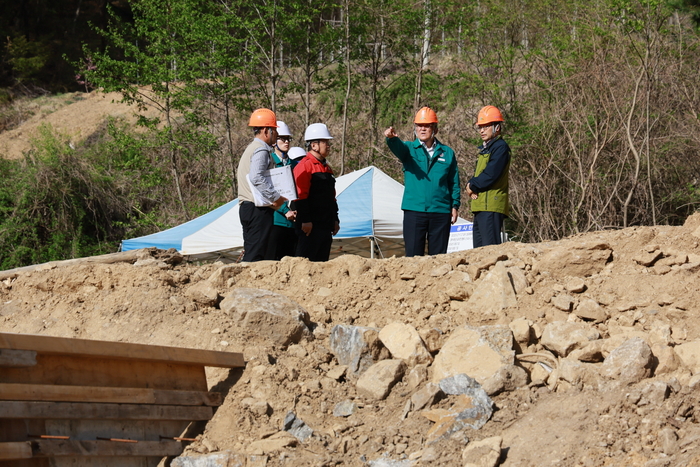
[1,0,700,269]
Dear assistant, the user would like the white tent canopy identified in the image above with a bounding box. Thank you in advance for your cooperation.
[121,166,472,261]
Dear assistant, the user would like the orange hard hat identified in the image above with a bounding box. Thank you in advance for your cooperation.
[476,106,504,126]
[248,108,278,128]
[414,107,438,124]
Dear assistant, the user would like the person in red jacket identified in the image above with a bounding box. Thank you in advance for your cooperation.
[293,123,340,262]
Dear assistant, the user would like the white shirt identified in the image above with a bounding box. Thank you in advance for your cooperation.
[421,139,437,158]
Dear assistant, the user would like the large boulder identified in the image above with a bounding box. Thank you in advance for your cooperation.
[432,325,514,385]
[220,288,310,346]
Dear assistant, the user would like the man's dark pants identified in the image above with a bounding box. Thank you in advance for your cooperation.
[403,210,452,257]
[472,211,505,248]
[296,224,333,262]
[265,225,297,260]
[239,201,274,262]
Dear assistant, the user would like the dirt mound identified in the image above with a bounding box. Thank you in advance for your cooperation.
[3,217,700,466]
[0,90,159,159]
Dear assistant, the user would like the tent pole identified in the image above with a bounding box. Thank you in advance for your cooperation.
[370,238,375,259]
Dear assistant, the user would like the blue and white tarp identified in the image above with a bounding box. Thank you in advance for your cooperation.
[121,166,473,260]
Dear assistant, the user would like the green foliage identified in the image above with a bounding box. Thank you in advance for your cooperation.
[0,125,125,268]
[4,35,49,83]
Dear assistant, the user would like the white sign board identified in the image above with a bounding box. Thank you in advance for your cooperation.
[447,223,474,253]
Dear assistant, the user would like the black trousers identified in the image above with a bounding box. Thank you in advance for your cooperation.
[472,211,505,248]
[239,201,274,262]
[265,225,297,260]
[296,224,334,262]
[402,210,452,257]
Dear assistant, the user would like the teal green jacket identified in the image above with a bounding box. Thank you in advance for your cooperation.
[271,152,294,228]
[386,137,461,213]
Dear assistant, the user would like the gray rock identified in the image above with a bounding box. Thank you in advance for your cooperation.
[283,411,313,441]
[333,400,358,417]
[330,324,387,377]
[439,373,481,395]
[423,387,493,443]
[601,337,654,384]
[356,359,406,400]
[220,288,310,346]
[172,453,245,467]
[368,457,415,467]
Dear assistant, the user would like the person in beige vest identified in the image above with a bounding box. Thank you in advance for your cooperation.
[237,108,287,262]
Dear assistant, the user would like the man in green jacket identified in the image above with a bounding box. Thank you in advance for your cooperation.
[384,107,461,256]
[467,105,510,248]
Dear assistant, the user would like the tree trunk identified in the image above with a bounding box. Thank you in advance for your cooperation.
[340,0,351,176]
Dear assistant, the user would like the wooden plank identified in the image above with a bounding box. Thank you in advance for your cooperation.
[31,439,183,457]
[0,401,213,421]
[0,332,244,368]
[0,384,222,406]
[0,350,36,368]
[0,249,171,282]
[44,419,192,445]
[0,442,32,460]
[1,355,208,391]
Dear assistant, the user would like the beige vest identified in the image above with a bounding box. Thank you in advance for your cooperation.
[237,139,274,203]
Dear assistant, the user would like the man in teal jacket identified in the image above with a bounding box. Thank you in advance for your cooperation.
[384,107,461,256]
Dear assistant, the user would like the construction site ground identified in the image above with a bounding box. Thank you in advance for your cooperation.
[2,215,700,467]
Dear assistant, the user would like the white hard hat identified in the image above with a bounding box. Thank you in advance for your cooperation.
[304,123,333,142]
[288,147,307,160]
[276,121,292,137]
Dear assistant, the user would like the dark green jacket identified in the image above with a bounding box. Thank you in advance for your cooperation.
[468,137,510,216]
[386,137,461,213]
[271,152,294,228]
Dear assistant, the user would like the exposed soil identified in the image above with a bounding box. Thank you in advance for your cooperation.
[3,217,700,467]
[0,90,159,159]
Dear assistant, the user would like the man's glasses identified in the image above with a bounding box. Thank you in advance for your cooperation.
[277,136,291,142]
